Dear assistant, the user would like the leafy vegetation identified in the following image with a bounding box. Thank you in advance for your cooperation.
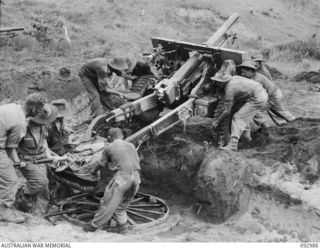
[275,38,320,61]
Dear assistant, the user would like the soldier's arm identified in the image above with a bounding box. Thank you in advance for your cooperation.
[43,140,65,162]
[6,125,25,163]
[87,146,110,172]
[119,72,137,80]
[104,86,125,96]
[261,64,272,80]
[212,88,234,127]
[7,148,20,164]
[95,64,113,91]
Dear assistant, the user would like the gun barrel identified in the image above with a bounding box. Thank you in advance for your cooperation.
[171,52,203,84]
[206,13,239,47]
[0,27,24,33]
[155,52,204,105]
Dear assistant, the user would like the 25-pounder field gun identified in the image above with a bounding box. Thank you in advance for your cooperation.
[88,13,246,146]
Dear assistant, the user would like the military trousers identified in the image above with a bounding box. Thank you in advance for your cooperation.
[0,150,21,207]
[231,90,268,139]
[248,88,295,129]
[0,150,48,211]
[91,170,140,228]
[80,76,125,119]
[19,162,50,214]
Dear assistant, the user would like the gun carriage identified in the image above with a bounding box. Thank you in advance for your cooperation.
[88,13,246,146]
[48,14,246,230]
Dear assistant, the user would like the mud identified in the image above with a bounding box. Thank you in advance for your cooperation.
[138,117,320,241]
[1,115,320,242]
[247,118,320,181]
[294,70,320,84]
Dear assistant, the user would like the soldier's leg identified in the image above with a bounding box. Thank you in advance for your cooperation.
[80,76,104,119]
[114,171,141,225]
[269,89,295,122]
[19,163,49,214]
[91,173,132,228]
[252,112,268,127]
[231,91,268,139]
[0,151,25,223]
[0,151,21,207]
[242,111,267,140]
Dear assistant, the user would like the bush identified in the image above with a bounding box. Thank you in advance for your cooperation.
[276,38,320,61]
[65,11,89,25]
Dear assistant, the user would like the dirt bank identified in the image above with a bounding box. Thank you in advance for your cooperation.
[137,117,320,241]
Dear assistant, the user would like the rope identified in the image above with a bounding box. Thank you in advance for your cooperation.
[178,106,193,135]
[142,140,180,155]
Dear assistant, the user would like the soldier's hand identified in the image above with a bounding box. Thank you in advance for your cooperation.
[52,156,68,164]
[19,161,27,168]
[121,73,137,81]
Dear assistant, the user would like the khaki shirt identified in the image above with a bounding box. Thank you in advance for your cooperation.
[92,139,140,173]
[252,73,278,96]
[257,64,272,80]
[223,75,265,111]
[79,58,110,91]
[18,120,48,160]
[79,58,109,80]
[0,104,26,149]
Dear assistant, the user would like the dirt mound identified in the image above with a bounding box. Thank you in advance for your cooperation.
[0,67,83,102]
[194,150,251,223]
[139,117,320,226]
[294,71,320,83]
[140,136,206,196]
[249,118,320,181]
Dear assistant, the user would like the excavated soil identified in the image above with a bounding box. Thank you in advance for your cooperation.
[294,71,320,84]
[247,118,320,180]
[3,116,320,242]
[137,117,320,241]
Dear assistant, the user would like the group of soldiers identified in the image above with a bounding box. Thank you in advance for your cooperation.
[0,51,294,233]
[0,94,72,223]
[0,55,145,233]
[79,52,295,153]
[212,54,295,150]
[79,56,153,119]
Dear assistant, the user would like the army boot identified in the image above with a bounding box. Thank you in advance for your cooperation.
[0,206,26,224]
[221,137,239,151]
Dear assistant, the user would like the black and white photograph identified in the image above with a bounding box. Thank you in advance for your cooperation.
[0,0,320,245]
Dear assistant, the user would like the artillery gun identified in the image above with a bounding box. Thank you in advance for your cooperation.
[88,13,245,146]
[46,14,246,230]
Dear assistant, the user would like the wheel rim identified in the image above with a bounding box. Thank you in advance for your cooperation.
[59,192,169,230]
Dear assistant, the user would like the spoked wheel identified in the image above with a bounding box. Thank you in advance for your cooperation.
[59,192,169,231]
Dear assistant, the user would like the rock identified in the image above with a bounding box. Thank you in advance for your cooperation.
[194,150,250,223]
